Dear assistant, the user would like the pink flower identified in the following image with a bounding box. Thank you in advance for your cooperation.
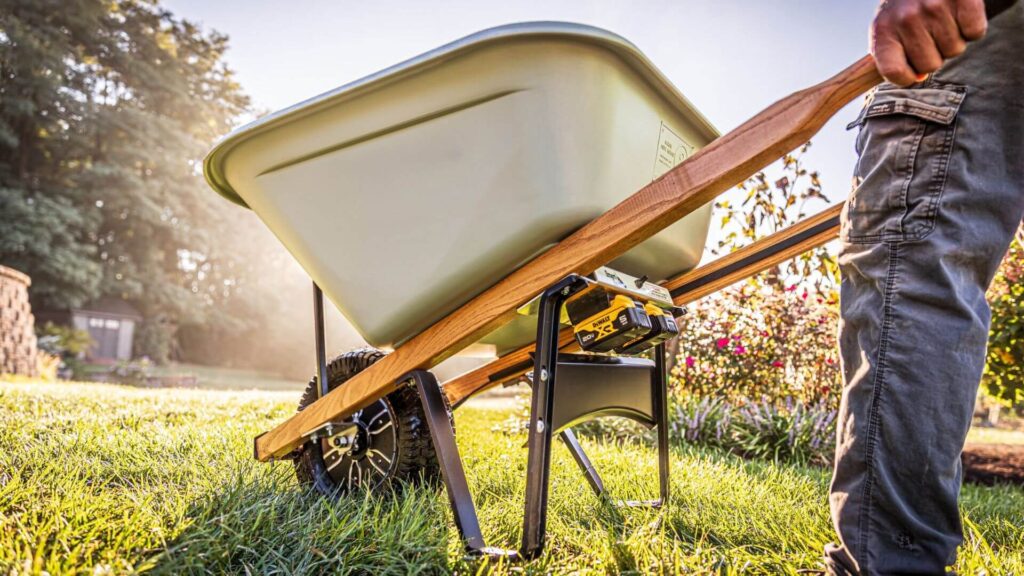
[771,360,784,368]
[733,345,746,355]
[786,285,797,292]
[685,356,695,368]
[716,338,730,349]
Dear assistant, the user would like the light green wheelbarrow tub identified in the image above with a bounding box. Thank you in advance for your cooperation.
[204,22,718,351]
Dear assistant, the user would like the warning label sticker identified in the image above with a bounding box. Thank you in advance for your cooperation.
[652,123,694,180]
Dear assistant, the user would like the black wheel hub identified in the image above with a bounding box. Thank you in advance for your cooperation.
[331,420,373,459]
[318,398,397,490]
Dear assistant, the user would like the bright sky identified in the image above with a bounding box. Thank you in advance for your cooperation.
[166,0,876,204]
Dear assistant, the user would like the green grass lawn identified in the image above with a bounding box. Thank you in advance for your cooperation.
[81,361,305,391]
[1,379,1021,575]
[967,425,1024,446]
[147,362,305,391]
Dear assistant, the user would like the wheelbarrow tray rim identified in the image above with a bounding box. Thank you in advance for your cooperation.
[202,20,719,207]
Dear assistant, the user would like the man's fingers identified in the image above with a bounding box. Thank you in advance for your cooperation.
[872,36,920,86]
[924,0,969,57]
[955,0,989,40]
[896,10,945,75]
[869,0,991,86]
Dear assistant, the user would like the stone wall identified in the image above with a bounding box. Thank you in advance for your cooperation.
[0,265,37,376]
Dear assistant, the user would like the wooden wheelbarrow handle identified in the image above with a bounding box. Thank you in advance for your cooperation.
[256,0,1022,459]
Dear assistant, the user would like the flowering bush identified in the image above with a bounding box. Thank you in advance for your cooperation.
[984,225,1024,407]
[727,397,836,465]
[712,143,837,292]
[672,144,841,407]
[672,282,841,407]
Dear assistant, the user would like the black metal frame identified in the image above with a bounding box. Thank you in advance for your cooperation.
[409,369,520,560]
[519,275,586,556]
[307,276,672,561]
[313,283,330,399]
[520,275,671,558]
[667,214,840,300]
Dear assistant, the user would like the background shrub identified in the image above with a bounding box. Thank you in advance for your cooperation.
[668,395,836,466]
[673,145,841,407]
[35,322,93,380]
[555,393,838,467]
[673,284,840,407]
[985,225,1024,408]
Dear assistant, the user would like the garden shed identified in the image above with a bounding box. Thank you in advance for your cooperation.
[70,298,141,362]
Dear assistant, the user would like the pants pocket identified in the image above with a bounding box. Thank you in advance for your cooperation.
[842,83,966,244]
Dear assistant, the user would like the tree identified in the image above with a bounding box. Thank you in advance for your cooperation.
[76,2,249,360]
[1,0,254,363]
[0,1,109,308]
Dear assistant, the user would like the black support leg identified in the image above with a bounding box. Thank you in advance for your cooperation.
[409,370,518,561]
[653,342,670,506]
[521,275,585,559]
[408,274,669,561]
[579,343,671,510]
[614,343,671,509]
[313,283,329,399]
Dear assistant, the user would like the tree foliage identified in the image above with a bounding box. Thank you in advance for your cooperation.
[0,1,109,307]
[711,143,837,290]
[0,0,267,363]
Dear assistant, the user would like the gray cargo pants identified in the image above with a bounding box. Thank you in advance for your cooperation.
[824,5,1024,575]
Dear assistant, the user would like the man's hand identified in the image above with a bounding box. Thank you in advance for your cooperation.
[871,0,989,86]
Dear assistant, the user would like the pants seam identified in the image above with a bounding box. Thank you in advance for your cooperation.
[895,120,927,238]
[855,241,901,572]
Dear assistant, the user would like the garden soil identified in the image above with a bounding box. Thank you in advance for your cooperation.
[962,444,1024,486]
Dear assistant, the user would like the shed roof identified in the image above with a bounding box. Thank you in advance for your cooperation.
[73,297,142,320]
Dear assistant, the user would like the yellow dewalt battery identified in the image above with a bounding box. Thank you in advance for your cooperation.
[569,293,652,353]
[616,302,681,354]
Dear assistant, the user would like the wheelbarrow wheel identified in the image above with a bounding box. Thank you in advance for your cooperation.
[293,347,452,497]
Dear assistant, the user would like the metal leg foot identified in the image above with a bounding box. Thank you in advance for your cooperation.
[565,342,672,510]
[653,342,670,506]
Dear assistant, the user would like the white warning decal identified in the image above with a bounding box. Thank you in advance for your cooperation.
[652,122,694,180]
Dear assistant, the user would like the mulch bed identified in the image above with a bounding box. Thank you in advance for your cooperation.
[962,444,1024,486]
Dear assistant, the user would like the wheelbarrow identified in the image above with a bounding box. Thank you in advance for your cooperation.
[202,7,1014,557]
